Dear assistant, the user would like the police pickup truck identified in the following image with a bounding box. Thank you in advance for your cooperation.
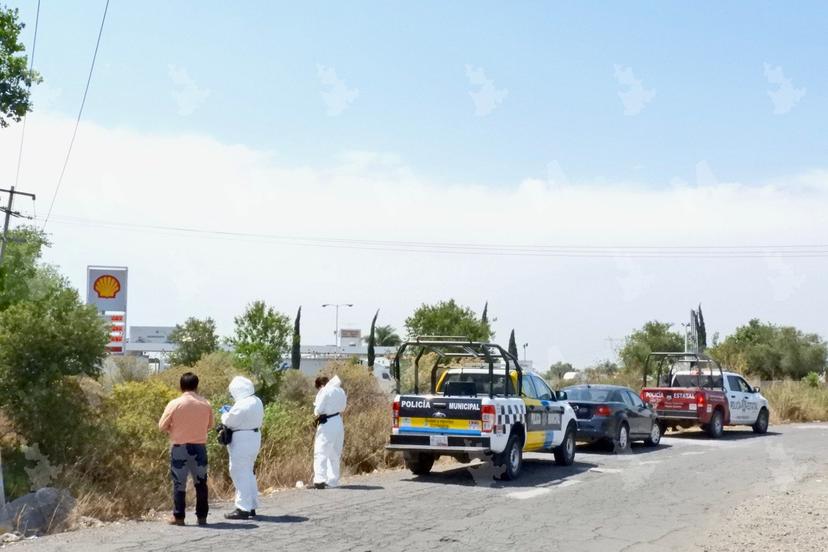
[640,352,770,437]
[386,337,577,480]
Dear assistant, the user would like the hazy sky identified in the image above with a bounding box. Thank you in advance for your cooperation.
[2,1,827,367]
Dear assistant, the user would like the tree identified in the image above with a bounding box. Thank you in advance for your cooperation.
[291,306,301,370]
[0,279,108,462]
[367,310,378,369]
[546,361,573,380]
[0,227,49,311]
[0,6,41,127]
[366,324,401,347]
[709,319,827,380]
[481,301,488,325]
[508,329,518,358]
[227,301,292,402]
[585,360,619,378]
[697,304,707,351]
[169,317,219,367]
[405,299,492,342]
[619,321,684,382]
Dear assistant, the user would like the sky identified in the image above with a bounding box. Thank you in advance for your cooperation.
[1,1,827,368]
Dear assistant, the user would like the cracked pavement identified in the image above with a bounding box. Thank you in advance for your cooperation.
[11,424,828,551]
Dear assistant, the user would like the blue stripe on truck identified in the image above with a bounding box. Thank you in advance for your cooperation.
[398,427,482,436]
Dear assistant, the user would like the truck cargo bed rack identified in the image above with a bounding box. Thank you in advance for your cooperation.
[392,336,523,398]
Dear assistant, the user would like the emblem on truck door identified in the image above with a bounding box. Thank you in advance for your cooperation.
[432,411,447,418]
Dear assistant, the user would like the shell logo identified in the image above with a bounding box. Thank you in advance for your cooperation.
[93,275,121,299]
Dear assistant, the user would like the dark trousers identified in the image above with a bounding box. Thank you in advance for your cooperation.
[170,443,209,519]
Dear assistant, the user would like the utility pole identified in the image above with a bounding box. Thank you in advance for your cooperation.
[522,342,529,362]
[0,186,37,268]
[680,323,689,352]
[322,303,353,347]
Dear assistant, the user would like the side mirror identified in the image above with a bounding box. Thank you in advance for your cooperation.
[753,386,760,393]
[557,391,568,401]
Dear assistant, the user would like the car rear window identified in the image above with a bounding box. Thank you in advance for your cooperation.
[438,373,516,396]
[563,387,621,402]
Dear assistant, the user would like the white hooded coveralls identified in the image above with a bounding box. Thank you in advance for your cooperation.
[221,376,264,512]
[313,375,347,487]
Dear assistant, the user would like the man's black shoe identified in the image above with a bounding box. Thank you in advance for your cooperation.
[224,508,251,520]
[250,509,257,518]
[313,482,327,489]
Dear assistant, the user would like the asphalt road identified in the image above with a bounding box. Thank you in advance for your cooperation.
[12,423,828,552]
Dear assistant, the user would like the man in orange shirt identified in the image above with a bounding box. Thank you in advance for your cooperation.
[158,372,214,526]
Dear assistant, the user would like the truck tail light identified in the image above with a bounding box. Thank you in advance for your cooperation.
[595,405,611,417]
[482,404,496,433]
[392,399,400,429]
[695,392,705,409]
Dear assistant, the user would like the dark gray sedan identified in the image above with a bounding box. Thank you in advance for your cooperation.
[562,384,662,452]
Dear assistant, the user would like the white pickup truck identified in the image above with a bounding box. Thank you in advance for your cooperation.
[386,337,577,480]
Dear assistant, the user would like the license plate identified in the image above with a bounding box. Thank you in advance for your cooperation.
[548,413,561,425]
[429,435,448,447]
[688,403,697,411]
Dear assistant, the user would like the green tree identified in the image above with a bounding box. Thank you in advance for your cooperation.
[0,279,108,462]
[405,299,492,342]
[291,306,301,370]
[366,324,401,347]
[228,301,292,402]
[585,360,619,378]
[709,319,827,380]
[508,329,518,358]
[619,321,684,382]
[0,227,49,311]
[0,6,41,127]
[169,317,219,367]
[546,361,574,380]
[367,310,378,369]
[481,301,488,325]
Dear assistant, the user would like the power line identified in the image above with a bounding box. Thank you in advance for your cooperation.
[13,0,41,189]
[42,0,110,231]
[36,213,828,259]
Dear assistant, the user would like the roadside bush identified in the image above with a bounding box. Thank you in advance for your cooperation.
[277,369,315,405]
[154,351,245,403]
[801,371,822,389]
[762,380,828,423]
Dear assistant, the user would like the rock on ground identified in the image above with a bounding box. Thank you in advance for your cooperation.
[0,488,76,536]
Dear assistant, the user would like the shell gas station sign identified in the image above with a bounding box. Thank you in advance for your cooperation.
[86,266,128,354]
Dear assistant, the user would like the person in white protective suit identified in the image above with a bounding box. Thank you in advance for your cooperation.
[312,375,348,489]
[221,376,264,519]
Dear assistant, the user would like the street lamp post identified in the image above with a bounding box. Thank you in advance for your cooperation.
[322,303,354,347]
[522,342,529,362]
[680,323,689,352]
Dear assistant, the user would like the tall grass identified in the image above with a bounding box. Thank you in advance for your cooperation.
[761,381,828,424]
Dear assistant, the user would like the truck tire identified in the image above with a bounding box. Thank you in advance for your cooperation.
[498,433,523,480]
[404,452,435,475]
[554,423,576,466]
[644,419,662,447]
[613,422,631,453]
[705,409,724,438]
[752,408,769,434]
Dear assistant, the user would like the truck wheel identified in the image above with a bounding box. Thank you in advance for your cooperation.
[705,410,724,438]
[498,434,523,480]
[554,423,576,466]
[644,420,662,447]
[404,452,435,475]
[752,408,769,434]
[613,422,631,453]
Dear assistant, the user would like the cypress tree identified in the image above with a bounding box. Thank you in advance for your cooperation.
[291,306,301,370]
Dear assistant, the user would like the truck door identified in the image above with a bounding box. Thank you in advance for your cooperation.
[733,375,761,424]
[726,375,750,424]
[523,375,564,450]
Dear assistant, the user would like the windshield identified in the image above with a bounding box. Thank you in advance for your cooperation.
[563,387,623,402]
[438,372,516,396]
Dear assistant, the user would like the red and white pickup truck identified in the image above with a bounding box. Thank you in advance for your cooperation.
[640,352,770,438]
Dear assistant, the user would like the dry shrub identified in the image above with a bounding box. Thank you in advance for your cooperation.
[154,352,245,402]
[762,380,828,423]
